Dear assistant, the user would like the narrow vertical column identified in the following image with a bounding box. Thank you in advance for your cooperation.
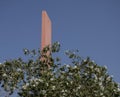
[41,10,52,50]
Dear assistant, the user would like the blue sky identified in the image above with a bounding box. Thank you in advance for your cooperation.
[0,0,120,87]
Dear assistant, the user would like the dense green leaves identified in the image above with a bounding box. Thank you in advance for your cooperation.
[0,42,120,97]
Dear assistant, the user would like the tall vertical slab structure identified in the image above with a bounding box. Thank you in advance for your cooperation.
[41,11,52,50]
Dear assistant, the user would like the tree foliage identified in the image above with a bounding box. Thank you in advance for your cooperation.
[0,42,120,97]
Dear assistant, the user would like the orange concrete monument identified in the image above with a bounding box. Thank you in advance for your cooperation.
[41,10,52,50]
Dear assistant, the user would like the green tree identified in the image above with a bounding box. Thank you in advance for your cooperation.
[0,42,120,97]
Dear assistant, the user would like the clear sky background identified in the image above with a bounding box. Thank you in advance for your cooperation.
[0,0,120,94]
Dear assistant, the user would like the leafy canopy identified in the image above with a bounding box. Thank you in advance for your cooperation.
[0,42,120,97]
